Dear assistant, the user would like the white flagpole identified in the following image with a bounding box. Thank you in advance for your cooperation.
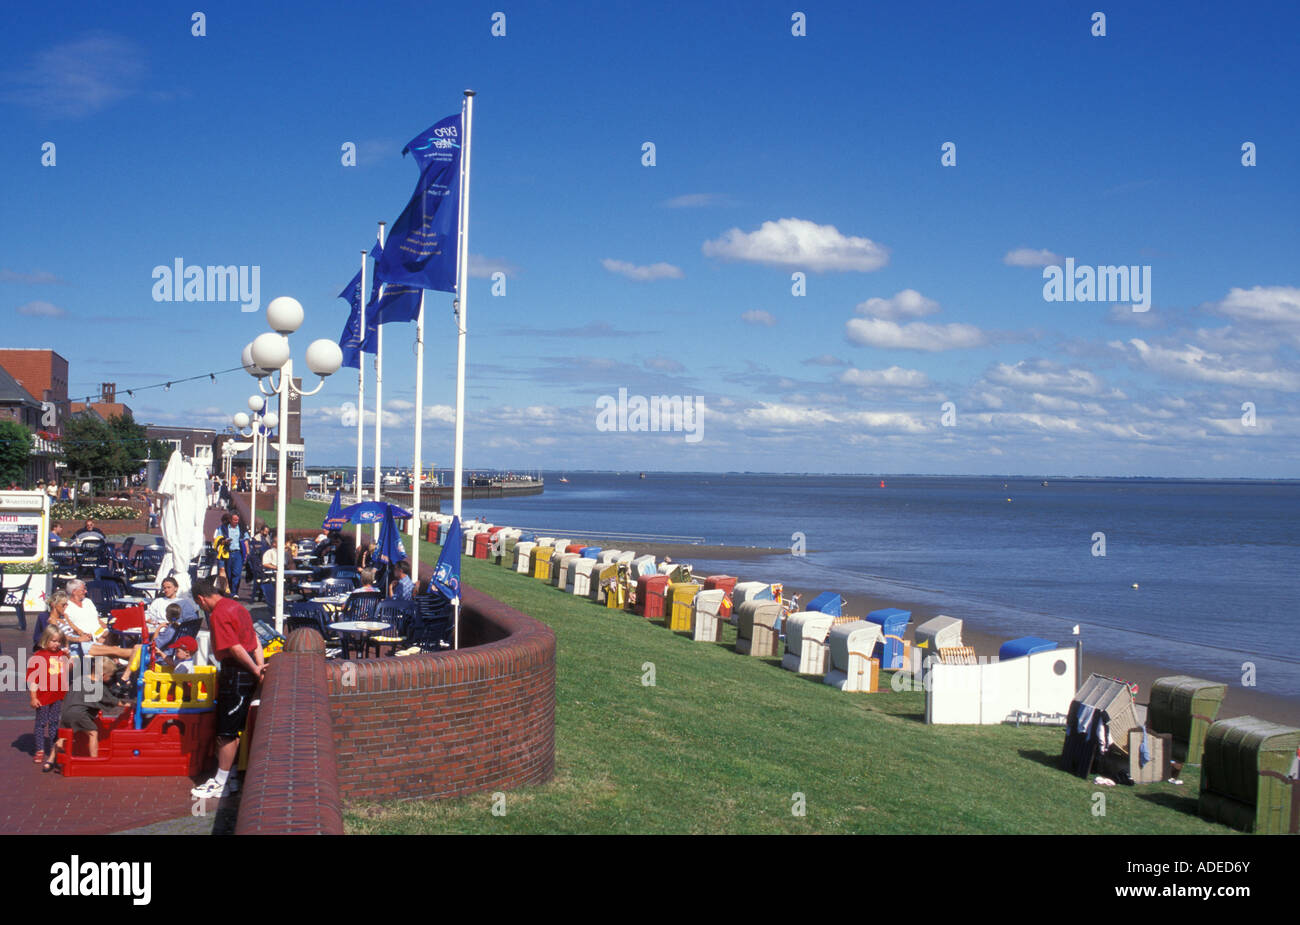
[372,222,387,544]
[410,290,425,584]
[355,248,367,548]
[452,89,475,650]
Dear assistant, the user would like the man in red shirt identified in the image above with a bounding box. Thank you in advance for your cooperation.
[190,577,265,799]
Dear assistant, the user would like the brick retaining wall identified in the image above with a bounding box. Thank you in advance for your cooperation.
[236,629,344,834]
[323,583,556,801]
[237,584,556,832]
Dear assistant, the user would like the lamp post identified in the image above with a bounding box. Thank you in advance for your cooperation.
[232,398,278,549]
[243,297,343,632]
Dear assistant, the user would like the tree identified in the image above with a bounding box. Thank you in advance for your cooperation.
[60,415,114,484]
[0,420,33,486]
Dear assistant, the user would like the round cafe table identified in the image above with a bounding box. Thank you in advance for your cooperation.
[329,620,391,659]
[132,581,161,600]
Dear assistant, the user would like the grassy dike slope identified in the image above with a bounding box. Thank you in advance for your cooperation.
[343,534,1234,835]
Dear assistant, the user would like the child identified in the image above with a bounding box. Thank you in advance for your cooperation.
[158,636,198,673]
[50,656,128,764]
[27,627,69,767]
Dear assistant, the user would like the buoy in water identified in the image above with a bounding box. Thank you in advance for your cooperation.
[880,480,885,488]
[1131,583,1140,589]
[1006,497,1013,502]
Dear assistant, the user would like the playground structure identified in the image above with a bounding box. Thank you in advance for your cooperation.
[56,647,218,778]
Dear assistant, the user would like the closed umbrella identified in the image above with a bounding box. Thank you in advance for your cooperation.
[155,451,204,594]
[322,489,347,531]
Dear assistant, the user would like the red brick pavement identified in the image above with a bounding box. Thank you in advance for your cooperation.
[0,503,230,835]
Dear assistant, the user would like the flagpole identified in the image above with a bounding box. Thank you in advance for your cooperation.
[410,290,425,585]
[372,222,387,544]
[355,247,367,549]
[452,89,475,650]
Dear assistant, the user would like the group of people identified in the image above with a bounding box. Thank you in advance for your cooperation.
[26,572,263,799]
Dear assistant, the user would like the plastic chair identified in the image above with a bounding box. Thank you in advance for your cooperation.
[409,593,455,651]
[83,580,120,612]
[370,601,415,655]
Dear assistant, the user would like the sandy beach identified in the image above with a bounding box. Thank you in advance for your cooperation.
[613,540,1300,727]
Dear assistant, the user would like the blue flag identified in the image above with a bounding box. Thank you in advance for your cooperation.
[336,270,372,368]
[431,516,462,603]
[369,278,424,325]
[373,113,462,293]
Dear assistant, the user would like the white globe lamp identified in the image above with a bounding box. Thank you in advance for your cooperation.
[266,296,304,335]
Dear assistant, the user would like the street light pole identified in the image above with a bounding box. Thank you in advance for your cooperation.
[246,297,342,633]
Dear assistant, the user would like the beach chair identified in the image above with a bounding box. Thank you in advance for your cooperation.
[692,589,727,642]
[824,621,883,692]
[735,600,783,657]
[782,612,835,675]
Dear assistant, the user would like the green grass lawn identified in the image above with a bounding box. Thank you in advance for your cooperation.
[342,536,1236,835]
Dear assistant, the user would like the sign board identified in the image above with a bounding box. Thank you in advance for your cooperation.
[0,491,50,564]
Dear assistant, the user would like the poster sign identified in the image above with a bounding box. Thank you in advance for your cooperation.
[0,491,49,564]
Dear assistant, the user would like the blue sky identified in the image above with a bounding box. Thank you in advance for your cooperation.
[3,0,1298,476]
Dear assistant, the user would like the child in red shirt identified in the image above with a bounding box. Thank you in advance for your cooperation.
[28,626,70,768]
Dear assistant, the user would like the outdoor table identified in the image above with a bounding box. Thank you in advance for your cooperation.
[132,581,161,600]
[298,581,323,595]
[329,620,391,659]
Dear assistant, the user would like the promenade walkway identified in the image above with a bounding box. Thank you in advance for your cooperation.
[0,505,232,835]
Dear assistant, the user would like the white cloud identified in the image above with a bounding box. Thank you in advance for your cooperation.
[1003,247,1063,267]
[662,193,732,208]
[601,259,683,281]
[845,318,985,351]
[0,269,64,285]
[985,359,1107,396]
[741,309,776,326]
[644,356,686,373]
[1121,338,1300,391]
[802,354,849,367]
[16,300,66,317]
[1206,285,1300,325]
[702,218,889,272]
[6,33,146,117]
[839,366,931,388]
[422,404,456,423]
[854,289,940,320]
[469,255,520,278]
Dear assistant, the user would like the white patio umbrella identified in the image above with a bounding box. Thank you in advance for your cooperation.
[154,450,205,594]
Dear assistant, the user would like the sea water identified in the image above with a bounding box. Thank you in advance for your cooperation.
[460,473,1300,701]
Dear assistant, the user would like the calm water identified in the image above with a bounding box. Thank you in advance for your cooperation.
[459,473,1300,701]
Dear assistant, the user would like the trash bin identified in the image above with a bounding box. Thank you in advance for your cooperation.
[866,608,911,669]
[1198,716,1300,834]
[667,581,700,631]
[639,575,670,619]
[1149,675,1228,766]
[783,612,834,675]
[805,592,843,617]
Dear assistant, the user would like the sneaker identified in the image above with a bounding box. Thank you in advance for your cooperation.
[191,776,236,799]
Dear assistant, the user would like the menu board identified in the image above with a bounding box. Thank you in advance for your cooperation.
[0,517,41,559]
[0,492,48,563]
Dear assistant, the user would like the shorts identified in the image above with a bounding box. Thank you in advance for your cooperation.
[60,704,101,733]
[215,660,258,739]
